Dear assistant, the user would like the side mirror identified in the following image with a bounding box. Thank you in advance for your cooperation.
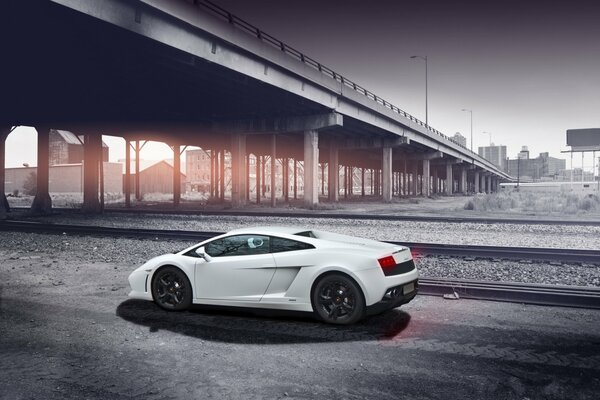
[195,247,212,262]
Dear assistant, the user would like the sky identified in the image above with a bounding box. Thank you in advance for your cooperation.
[6,0,600,172]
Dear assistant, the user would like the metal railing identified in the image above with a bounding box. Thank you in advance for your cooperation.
[190,0,496,169]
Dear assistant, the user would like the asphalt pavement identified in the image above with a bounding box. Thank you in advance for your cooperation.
[1,244,599,399]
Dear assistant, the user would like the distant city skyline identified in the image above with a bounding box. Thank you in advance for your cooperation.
[6,0,600,174]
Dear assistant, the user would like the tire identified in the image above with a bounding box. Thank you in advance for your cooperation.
[151,266,192,311]
[311,273,365,325]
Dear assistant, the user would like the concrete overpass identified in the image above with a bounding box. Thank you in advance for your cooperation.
[1,0,511,217]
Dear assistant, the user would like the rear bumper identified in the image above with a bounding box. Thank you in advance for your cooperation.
[366,279,418,316]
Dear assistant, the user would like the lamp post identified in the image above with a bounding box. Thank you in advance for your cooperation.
[410,55,428,126]
[483,131,492,146]
[461,108,473,152]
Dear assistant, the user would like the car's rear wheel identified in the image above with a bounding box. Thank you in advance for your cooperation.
[151,266,192,311]
[312,273,365,325]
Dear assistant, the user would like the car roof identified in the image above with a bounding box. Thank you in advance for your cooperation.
[226,226,309,236]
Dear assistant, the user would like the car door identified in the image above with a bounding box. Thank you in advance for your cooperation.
[195,234,276,302]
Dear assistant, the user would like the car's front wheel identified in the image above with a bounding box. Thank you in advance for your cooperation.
[312,273,365,325]
[151,266,192,311]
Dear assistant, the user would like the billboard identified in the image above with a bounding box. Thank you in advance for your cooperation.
[566,128,600,150]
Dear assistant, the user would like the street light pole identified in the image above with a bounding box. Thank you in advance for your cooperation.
[461,108,473,152]
[410,55,428,126]
[483,131,492,146]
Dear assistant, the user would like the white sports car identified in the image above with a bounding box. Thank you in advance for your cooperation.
[128,226,419,324]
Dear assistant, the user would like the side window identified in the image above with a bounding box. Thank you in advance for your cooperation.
[271,237,315,253]
[205,235,270,257]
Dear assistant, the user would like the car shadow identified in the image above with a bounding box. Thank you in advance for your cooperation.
[116,299,411,344]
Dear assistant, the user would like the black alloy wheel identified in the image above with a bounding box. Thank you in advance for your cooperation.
[151,266,192,311]
[312,274,365,325]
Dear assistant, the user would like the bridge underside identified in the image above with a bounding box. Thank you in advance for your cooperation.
[0,0,499,216]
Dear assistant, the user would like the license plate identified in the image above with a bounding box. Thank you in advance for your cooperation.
[403,282,415,295]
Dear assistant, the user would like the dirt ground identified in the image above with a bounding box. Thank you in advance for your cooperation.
[1,231,599,399]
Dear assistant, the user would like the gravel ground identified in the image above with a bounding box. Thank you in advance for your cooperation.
[28,211,600,250]
[1,231,598,287]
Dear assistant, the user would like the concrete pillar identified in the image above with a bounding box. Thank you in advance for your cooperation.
[283,158,289,202]
[125,139,131,207]
[303,130,319,206]
[445,162,453,195]
[411,163,418,196]
[361,167,365,197]
[382,146,392,201]
[270,135,276,207]
[0,127,9,219]
[219,150,225,201]
[474,171,480,194]
[460,167,467,194]
[328,146,339,202]
[293,159,297,200]
[422,159,431,197]
[31,126,53,214]
[82,134,102,213]
[432,166,438,194]
[135,141,141,201]
[173,144,181,207]
[255,154,261,204]
[230,134,247,207]
[486,175,492,193]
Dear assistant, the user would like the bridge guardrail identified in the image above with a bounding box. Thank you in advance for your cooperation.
[192,0,508,178]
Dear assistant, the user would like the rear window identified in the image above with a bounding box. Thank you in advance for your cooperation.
[271,237,315,253]
[294,230,316,238]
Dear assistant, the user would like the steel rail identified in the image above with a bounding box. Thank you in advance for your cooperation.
[8,207,600,226]
[419,277,600,309]
[0,221,598,264]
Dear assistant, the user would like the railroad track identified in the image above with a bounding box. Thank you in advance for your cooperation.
[1,220,598,264]
[9,206,600,226]
[2,220,599,309]
[419,278,600,309]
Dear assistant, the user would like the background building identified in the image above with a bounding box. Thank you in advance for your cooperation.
[506,150,566,181]
[478,144,507,171]
[185,148,212,192]
[5,163,122,194]
[122,160,186,197]
[49,130,108,165]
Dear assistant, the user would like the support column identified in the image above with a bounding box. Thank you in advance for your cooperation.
[125,139,131,207]
[432,166,438,194]
[293,159,297,200]
[283,158,289,202]
[486,175,492,193]
[474,171,480,194]
[479,173,485,194]
[460,167,467,194]
[382,146,393,201]
[445,162,453,195]
[255,155,261,204]
[328,146,339,202]
[361,167,365,197]
[219,150,225,201]
[270,135,276,207]
[31,126,53,214]
[173,144,181,207]
[135,141,141,201]
[303,130,319,206]
[230,134,247,207]
[422,159,431,197]
[0,127,10,219]
[411,164,418,196]
[82,133,102,213]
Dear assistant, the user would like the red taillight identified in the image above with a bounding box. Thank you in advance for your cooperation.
[378,256,396,268]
